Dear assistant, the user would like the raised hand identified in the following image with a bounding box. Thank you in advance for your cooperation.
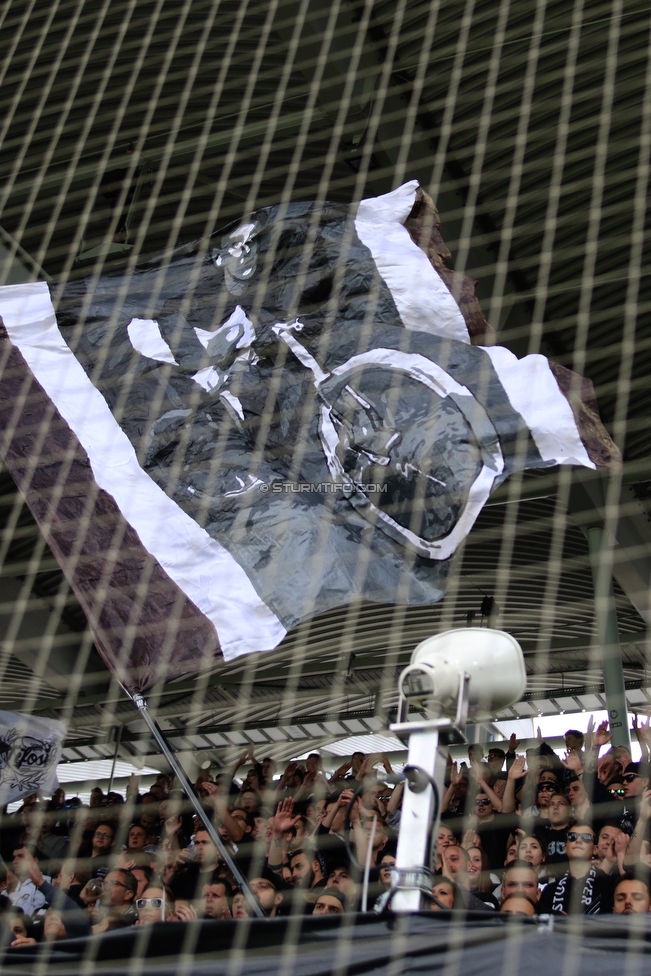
[165,814,183,836]
[561,749,583,772]
[273,798,300,834]
[172,902,198,922]
[461,828,476,849]
[613,745,632,772]
[614,830,630,858]
[469,761,484,783]
[639,788,651,821]
[337,788,355,809]
[348,796,362,825]
[597,753,616,784]
[234,749,250,769]
[593,721,612,748]
[508,733,520,752]
[200,780,220,810]
[508,755,526,780]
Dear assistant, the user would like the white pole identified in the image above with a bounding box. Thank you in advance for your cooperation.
[361,814,377,912]
[392,728,445,912]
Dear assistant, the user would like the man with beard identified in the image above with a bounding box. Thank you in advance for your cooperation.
[612,873,651,915]
[248,867,291,917]
[286,847,327,912]
[537,823,615,915]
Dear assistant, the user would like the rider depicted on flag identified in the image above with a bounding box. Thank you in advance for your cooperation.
[0,181,619,691]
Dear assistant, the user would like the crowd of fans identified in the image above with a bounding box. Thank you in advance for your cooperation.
[2,717,651,948]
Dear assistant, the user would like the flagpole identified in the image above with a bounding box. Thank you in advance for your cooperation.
[107,724,122,794]
[130,692,265,919]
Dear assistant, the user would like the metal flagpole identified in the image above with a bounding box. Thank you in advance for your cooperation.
[587,524,632,751]
[130,692,266,918]
[107,724,123,794]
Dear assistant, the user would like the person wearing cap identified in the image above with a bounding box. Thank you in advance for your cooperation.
[619,762,651,835]
[622,773,651,864]
[313,887,347,915]
[248,866,291,917]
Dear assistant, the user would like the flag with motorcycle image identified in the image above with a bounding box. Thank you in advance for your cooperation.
[0,181,619,691]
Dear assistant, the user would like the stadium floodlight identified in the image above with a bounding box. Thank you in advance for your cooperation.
[386,629,526,912]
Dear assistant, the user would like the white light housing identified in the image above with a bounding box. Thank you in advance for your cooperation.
[398,628,526,721]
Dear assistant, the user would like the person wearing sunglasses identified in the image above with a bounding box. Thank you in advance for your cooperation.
[135,884,174,925]
[620,780,651,864]
[617,762,651,839]
[538,823,616,915]
[622,763,650,801]
[607,782,625,799]
[472,793,516,871]
[533,780,558,819]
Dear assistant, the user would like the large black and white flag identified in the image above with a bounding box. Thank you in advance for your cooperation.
[0,710,65,805]
[0,182,618,690]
